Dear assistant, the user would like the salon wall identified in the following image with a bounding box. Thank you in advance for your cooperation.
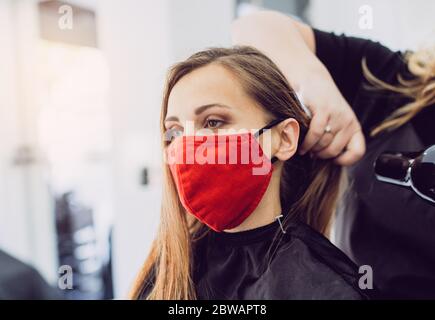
[96,0,171,299]
[0,0,22,261]
[0,0,234,298]
[307,0,435,51]
[96,0,234,298]
[0,0,58,283]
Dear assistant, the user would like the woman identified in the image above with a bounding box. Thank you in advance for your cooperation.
[130,46,369,300]
[232,11,435,299]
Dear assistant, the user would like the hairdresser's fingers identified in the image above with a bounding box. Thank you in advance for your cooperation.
[311,130,335,152]
[314,117,355,159]
[299,111,329,155]
[310,107,352,153]
[334,130,366,166]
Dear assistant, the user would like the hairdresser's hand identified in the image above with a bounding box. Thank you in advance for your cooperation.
[231,10,365,165]
[296,70,366,166]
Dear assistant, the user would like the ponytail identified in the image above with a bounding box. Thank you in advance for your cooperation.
[364,47,435,136]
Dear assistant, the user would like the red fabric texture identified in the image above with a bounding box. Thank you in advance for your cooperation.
[167,133,273,231]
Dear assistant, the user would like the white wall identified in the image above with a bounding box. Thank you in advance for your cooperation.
[308,0,435,51]
[0,0,235,298]
[97,0,234,298]
[96,0,171,298]
[169,0,234,61]
[0,0,58,283]
[0,0,26,260]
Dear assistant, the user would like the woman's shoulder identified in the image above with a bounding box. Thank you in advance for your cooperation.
[285,222,359,272]
[272,222,375,299]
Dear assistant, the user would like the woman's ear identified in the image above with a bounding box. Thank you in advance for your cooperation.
[274,118,300,161]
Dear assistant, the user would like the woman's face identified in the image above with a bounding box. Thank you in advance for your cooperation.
[164,63,272,137]
[164,62,300,232]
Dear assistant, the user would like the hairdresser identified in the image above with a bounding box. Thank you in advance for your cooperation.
[232,10,435,299]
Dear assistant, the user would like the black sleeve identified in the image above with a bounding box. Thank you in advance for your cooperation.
[313,28,408,104]
[312,28,411,133]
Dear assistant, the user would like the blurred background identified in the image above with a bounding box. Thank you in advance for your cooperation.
[0,0,433,299]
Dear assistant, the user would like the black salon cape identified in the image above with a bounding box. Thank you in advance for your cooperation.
[314,29,435,299]
[140,220,370,300]
[0,249,60,299]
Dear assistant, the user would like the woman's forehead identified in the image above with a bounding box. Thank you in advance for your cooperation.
[166,64,259,119]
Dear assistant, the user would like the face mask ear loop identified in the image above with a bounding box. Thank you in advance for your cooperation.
[253,118,286,138]
[254,118,286,164]
[254,118,308,164]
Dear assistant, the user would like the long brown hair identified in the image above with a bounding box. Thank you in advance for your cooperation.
[130,46,343,300]
[364,47,435,136]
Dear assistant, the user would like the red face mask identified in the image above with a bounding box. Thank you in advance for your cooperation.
[166,119,286,232]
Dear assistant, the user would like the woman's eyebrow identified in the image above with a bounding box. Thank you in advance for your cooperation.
[164,103,231,122]
[194,103,231,115]
[165,116,179,122]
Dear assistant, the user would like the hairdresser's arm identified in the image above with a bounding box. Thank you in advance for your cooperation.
[231,11,365,166]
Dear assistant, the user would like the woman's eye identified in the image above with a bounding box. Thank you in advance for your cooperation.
[165,127,183,142]
[205,119,224,129]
